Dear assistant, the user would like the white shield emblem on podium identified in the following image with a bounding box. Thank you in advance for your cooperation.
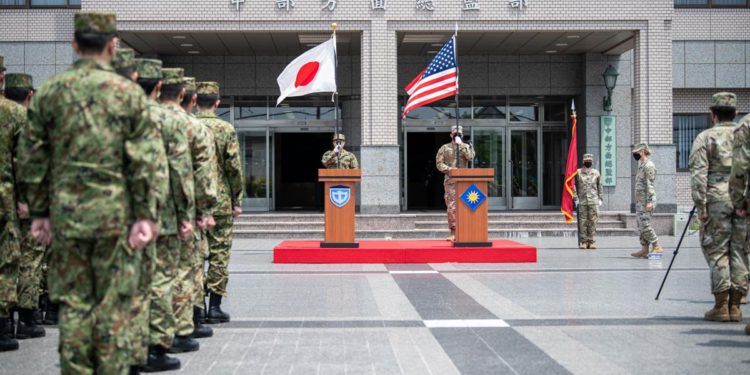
[329,185,351,208]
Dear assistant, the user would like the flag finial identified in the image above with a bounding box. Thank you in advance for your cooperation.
[571,99,576,112]
[331,23,337,33]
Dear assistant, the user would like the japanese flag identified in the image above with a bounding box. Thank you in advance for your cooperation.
[276,36,337,106]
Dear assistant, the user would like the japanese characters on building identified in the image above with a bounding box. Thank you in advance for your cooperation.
[600,116,617,187]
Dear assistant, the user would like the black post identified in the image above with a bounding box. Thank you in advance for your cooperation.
[331,24,341,169]
[655,206,697,300]
[452,33,462,168]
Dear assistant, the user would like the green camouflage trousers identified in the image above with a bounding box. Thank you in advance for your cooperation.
[443,182,457,230]
[49,232,141,375]
[148,235,180,348]
[192,231,208,309]
[577,204,599,244]
[636,204,659,246]
[174,234,197,336]
[17,220,46,309]
[0,219,20,316]
[129,242,156,365]
[699,202,749,294]
[206,216,234,296]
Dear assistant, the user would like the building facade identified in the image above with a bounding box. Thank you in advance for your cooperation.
[2,0,748,214]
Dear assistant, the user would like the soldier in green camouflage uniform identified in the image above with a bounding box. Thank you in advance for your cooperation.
[196,81,244,323]
[0,53,22,353]
[322,134,359,169]
[16,13,162,374]
[5,74,46,340]
[436,125,475,241]
[732,112,750,335]
[573,153,603,250]
[629,143,662,258]
[178,76,217,339]
[134,59,195,372]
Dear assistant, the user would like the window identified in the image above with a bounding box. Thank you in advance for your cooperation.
[674,114,709,170]
[1,0,80,7]
[509,103,540,122]
[674,0,749,7]
[401,98,471,120]
[473,96,506,120]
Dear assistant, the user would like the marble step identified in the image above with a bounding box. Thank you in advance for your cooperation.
[232,227,635,239]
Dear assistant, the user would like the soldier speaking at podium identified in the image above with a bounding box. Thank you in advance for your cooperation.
[436,125,475,241]
[321,133,359,169]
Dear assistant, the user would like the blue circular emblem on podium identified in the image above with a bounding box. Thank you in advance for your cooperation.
[460,183,486,211]
[329,185,351,208]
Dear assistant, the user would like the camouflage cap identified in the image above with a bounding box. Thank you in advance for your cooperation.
[197,81,220,96]
[333,134,346,141]
[74,12,117,34]
[161,68,184,85]
[112,48,135,71]
[451,125,463,133]
[0,53,5,72]
[5,73,33,89]
[632,143,650,153]
[134,58,163,80]
[582,153,594,161]
[183,77,197,92]
[710,92,737,109]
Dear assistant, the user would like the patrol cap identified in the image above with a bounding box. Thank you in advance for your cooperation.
[112,48,135,71]
[0,53,5,72]
[183,77,197,92]
[74,12,117,34]
[582,154,594,162]
[5,73,33,90]
[197,81,220,96]
[161,68,184,85]
[632,143,650,154]
[451,125,463,134]
[134,58,163,80]
[333,134,345,141]
[710,92,737,110]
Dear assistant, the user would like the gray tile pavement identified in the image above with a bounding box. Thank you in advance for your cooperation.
[2,235,749,374]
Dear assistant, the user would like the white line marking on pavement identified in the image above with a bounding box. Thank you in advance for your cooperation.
[423,319,510,328]
[389,270,440,274]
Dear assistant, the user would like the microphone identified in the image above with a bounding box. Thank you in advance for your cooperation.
[454,135,463,145]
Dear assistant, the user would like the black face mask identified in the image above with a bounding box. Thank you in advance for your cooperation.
[583,161,592,168]
[633,153,641,161]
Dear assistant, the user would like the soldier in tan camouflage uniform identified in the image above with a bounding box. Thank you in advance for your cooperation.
[573,154,603,249]
[196,81,244,324]
[134,59,196,372]
[630,143,663,258]
[0,53,22,353]
[16,13,162,374]
[436,125,475,241]
[5,73,46,340]
[322,134,359,169]
[732,112,750,335]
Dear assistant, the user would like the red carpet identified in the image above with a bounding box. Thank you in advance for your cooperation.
[273,240,537,264]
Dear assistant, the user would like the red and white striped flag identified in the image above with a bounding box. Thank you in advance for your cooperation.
[402,35,459,119]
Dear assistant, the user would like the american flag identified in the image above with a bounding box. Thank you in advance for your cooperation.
[402,35,459,119]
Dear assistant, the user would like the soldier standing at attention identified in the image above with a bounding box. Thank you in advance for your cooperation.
[0,53,22,353]
[5,73,46,340]
[16,12,160,374]
[321,134,359,169]
[629,143,662,258]
[196,81,244,324]
[573,154,603,249]
[436,125,475,241]
[731,112,750,335]
[134,59,195,372]
[181,76,216,338]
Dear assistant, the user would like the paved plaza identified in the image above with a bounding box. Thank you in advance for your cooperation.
[2,235,749,374]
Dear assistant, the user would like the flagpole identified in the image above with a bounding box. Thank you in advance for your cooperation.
[331,22,341,168]
[452,24,462,168]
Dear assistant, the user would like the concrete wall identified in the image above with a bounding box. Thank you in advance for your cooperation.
[0,41,76,84]
[673,41,750,89]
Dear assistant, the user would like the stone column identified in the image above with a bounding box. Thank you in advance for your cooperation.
[359,20,400,214]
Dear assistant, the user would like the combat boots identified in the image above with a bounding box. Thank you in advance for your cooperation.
[168,335,199,353]
[15,308,45,339]
[651,243,663,254]
[41,294,59,325]
[0,316,19,352]
[192,307,213,338]
[578,243,586,249]
[139,345,181,373]
[631,245,649,259]
[704,291,730,322]
[728,289,744,322]
[588,241,597,250]
[446,229,456,242]
[206,292,230,324]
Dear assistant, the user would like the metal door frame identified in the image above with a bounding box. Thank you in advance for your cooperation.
[507,125,542,210]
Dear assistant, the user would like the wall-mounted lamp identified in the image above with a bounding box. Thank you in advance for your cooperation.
[602,64,619,112]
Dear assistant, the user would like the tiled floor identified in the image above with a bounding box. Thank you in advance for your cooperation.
[3,235,750,374]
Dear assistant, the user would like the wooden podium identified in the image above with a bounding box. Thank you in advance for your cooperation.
[319,169,361,248]
[447,168,495,247]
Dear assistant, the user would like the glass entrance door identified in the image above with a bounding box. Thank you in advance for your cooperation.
[509,128,540,209]
[472,128,507,209]
[238,129,271,211]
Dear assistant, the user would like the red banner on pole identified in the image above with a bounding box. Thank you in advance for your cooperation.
[561,103,578,223]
